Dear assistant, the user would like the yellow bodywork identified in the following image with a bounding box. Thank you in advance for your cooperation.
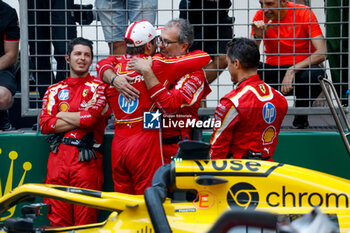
[0,159,349,232]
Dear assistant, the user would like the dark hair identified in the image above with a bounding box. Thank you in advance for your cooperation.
[125,38,156,55]
[226,38,260,70]
[67,37,94,58]
[165,19,194,48]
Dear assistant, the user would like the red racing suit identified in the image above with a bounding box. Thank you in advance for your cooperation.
[147,69,211,163]
[40,74,110,226]
[96,51,210,194]
[210,75,288,160]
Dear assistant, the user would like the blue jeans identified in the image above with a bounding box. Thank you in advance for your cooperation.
[96,0,157,42]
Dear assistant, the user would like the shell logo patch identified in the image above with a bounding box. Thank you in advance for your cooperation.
[59,102,70,112]
[83,89,88,97]
[262,126,276,145]
[193,190,215,209]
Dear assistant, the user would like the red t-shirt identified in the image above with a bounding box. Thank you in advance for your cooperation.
[252,2,323,66]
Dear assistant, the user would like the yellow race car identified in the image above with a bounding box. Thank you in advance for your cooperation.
[0,140,349,232]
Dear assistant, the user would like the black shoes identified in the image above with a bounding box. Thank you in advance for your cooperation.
[293,115,309,129]
[0,121,13,131]
[0,110,13,131]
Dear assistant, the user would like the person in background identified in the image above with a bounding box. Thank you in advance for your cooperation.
[40,37,110,226]
[27,0,77,99]
[0,0,19,131]
[251,0,326,129]
[95,0,157,56]
[179,0,234,83]
[210,38,288,161]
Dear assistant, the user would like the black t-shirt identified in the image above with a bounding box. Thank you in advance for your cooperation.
[179,0,232,24]
[0,0,20,57]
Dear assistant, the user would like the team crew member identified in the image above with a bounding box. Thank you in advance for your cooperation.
[40,37,110,226]
[251,0,326,128]
[96,20,210,194]
[128,19,212,163]
[210,38,288,160]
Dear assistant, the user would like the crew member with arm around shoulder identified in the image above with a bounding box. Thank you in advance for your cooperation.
[128,19,212,164]
[210,38,288,161]
[96,20,210,194]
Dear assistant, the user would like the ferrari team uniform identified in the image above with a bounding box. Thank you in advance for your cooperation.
[210,75,288,160]
[252,1,324,124]
[96,51,210,194]
[148,69,211,163]
[40,74,110,226]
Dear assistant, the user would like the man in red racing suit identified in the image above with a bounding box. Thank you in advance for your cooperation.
[96,20,210,194]
[40,38,110,226]
[128,20,212,164]
[150,70,211,163]
[210,38,288,161]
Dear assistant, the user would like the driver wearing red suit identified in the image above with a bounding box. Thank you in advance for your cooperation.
[40,38,110,226]
[96,20,210,194]
[210,38,288,160]
[128,20,212,164]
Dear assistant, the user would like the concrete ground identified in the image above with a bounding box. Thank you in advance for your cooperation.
[281,114,338,132]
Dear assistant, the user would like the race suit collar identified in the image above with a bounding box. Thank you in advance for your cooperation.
[235,74,259,89]
[66,73,91,85]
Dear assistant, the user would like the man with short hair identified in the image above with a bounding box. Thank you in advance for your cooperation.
[210,38,288,161]
[0,0,19,130]
[128,19,212,163]
[40,37,110,226]
[96,20,210,194]
[251,0,326,128]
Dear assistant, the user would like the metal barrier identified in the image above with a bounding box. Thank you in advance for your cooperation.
[319,76,350,155]
[15,0,349,125]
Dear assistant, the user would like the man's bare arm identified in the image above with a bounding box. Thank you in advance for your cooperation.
[0,42,18,70]
[294,35,327,70]
[251,20,272,47]
[281,35,327,94]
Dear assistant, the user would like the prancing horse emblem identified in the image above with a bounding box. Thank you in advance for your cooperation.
[259,84,266,94]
